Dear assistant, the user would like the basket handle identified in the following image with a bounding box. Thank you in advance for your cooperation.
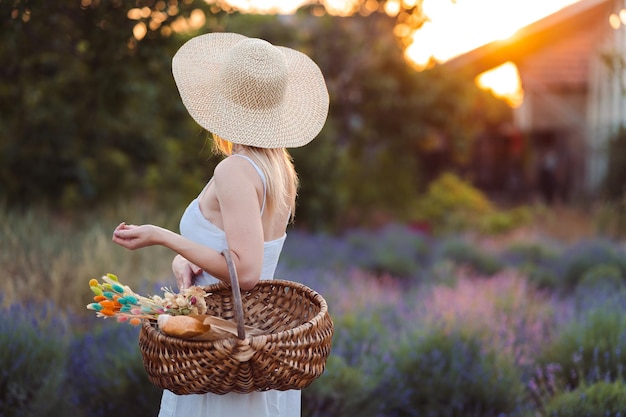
[222,249,246,340]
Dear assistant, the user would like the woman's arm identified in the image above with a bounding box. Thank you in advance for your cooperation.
[112,157,265,290]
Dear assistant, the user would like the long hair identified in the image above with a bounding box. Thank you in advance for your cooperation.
[211,134,299,222]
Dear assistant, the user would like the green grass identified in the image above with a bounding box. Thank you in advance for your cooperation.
[0,202,180,316]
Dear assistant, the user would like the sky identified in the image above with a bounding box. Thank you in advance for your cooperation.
[407,0,581,105]
[407,0,580,65]
[222,0,583,105]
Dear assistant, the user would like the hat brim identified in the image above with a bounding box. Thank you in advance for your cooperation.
[172,33,329,148]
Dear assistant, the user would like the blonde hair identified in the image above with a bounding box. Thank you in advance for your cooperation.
[211,134,299,222]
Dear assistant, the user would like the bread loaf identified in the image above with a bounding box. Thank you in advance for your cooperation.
[158,314,211,339]
[157,314,265,341]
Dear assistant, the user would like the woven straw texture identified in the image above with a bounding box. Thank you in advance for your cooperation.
[139,279,334,395]
[172,32,329,149]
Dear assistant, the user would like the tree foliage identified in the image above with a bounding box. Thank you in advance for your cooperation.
[0,0,511,230]
[0,0,217,208]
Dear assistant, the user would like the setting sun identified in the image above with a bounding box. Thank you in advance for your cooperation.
[475,62,524,107]
[222,0,308,14]
[405,0,581,105]
[223,0,583,105]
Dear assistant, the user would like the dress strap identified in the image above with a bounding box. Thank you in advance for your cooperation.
[231,154,267,215]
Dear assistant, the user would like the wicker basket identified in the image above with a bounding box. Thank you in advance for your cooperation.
[138,250,334,395]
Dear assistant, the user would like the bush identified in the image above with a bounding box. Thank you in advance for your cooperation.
[503,241,563,290]
[65,321,162,417]
[371,328,524,417]
[303,307,397,417]
[522,264,561,291]
[438,238,504,276]
[574,264,625,311]
[479,206,533,235]
[502,241,561,268]
[413,172,494,235]
[543,380,626,416]
[0,301,73,417]
[535,309,626,391]
[344,224,431,279]
[421,274,556,369]
[578,264,624,289]
[302,355,373,417]
[559,239,626,292]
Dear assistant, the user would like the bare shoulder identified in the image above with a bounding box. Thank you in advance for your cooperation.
[213,156,259,188]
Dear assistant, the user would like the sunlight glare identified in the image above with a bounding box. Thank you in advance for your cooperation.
[610,12,621,29]
[223,0,308,14]
[133,22,147,40]
[323,0,361,16]
[409,0,581,67]
[476,62,524,107]
[384,0,401,17]
[218,0,583,100]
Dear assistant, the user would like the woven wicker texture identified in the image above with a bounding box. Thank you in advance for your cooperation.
[139,278,334,395]
[171,32,329,149]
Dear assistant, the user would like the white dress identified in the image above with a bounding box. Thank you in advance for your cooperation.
[158,155,301,417]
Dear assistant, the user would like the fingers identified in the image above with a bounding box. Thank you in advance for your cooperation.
[172,256,200,290]
[174,263,193,290]
[181,274,193,290]
[176,270,193,290]
[112,222,141,249]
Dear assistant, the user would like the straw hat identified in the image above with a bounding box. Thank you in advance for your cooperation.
[172,32,329,149]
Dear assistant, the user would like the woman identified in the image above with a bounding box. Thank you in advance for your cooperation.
[111,32,329,417]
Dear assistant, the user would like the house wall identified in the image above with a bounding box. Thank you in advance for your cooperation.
[448,0,626,200]
[586,0,626,193]
[513,1,619,199]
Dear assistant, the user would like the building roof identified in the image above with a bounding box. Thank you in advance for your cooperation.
[444,0,614,77]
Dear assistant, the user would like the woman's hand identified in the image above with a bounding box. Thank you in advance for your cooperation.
[112,222,162,250]
[172,254,203,290]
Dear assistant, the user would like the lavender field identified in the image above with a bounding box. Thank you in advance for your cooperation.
[3,207,626,416]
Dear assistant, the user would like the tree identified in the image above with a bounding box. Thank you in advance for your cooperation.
[0,0,221,207]
[0,0,511,231]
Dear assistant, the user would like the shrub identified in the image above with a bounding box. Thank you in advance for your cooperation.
[410,173,533,236]
[438,238,504,276]
[478,206,534,235]
[578,264,624,289]
[279,230,349,270]
[344,224,431,279]
[413,172,494,235]
[535,309,626,391]
[574,264,626,311]
[522,264,561,291]
[559,239,626,292]
[502,241,563,290]
[303,305,398,417]
[421,274,556,368]
[502,241,561,268]
[302,355,373,417]
[371,327,524,417]
[65,321,162,417]
[542,380,626,416]
[0,301,73,417]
